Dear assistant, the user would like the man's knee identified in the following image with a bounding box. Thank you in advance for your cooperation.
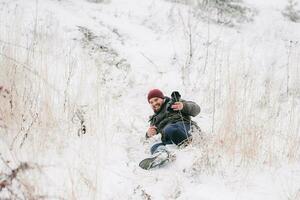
[150,143,165,154]
[164,123,189,135]
[163,124,177,135]
[163,122,191,145]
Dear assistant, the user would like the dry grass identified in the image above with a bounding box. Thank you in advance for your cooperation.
[188,31,300,173]
[0,4,108,199]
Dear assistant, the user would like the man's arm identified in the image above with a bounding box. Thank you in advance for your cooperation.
[181,100,201,117]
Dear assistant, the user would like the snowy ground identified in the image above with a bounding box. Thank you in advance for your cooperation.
[0,0,300,199]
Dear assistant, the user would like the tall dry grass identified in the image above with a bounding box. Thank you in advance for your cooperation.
[189,36,300,173]
[0,4,107,199]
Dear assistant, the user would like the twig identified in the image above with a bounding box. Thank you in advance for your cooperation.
[0,52,60,94]
[139,52,160,69]
[286,41,293,96]
[19,113,39,148]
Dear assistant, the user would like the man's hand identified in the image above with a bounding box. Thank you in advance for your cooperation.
[171,102,184,111]
[147,126,157,137]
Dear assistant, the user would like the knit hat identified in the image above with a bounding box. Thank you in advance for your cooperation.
[147,89,164,102]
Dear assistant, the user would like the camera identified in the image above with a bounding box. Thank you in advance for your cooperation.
[166,91,181,112]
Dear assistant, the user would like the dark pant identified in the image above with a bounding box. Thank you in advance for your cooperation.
[150,122,191,154]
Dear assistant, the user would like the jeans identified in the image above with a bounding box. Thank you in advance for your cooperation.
[150,121,191,154]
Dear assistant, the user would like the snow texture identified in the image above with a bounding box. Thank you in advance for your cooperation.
[0,0,300,199]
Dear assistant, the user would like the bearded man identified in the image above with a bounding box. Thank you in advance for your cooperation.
[140,89,200,169]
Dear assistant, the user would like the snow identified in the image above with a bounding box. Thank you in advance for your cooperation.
[1,0,300,199]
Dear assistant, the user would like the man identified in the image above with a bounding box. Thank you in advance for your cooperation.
[140,89,200,169]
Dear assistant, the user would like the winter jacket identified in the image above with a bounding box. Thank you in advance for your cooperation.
[147,96,200,141]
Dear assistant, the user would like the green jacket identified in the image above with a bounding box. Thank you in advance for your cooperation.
[148,96,200,139]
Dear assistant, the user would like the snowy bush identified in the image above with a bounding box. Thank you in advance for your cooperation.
[86,0,109,3]
[199,0,256,26]
[282,0,300,23]
[167,0,256,26]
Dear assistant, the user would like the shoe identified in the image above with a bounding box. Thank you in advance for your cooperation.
[139,149,170,170]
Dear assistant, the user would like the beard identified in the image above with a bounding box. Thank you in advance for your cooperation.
[153,103,162,112]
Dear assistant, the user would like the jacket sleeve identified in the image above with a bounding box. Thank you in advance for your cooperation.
[181,100,201,117]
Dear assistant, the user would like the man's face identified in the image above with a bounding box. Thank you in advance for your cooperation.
[149,97,164,112]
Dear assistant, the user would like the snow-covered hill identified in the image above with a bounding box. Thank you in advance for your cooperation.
[0,0,300,199]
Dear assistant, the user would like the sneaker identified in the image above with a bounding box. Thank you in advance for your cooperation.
[139,150,170,170]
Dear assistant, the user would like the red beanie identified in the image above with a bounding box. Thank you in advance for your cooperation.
[147,89,164,102]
